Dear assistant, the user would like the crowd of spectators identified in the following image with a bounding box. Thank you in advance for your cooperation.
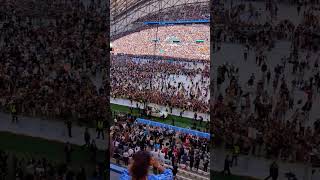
[211,0,320,164]
[0,1,108,178]
[0,151,8,180]
[135,3,210,22]
[0,0,108,125]
[111,116,210,176]
[111,14,210,114]
[110,54,210,113]
[0,150,105,180]
[112,25,209,61]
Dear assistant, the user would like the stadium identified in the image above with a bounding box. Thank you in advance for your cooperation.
[109,0,210,179]
[0,1,108,180]
[211,0,320,180]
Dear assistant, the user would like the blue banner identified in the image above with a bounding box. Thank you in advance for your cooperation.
[110,163,126,174]
[144,19,209,25]
[135,118,210,139]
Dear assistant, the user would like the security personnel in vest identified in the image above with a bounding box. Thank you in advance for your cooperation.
[10,102,18,123]
[96,119,104,140]
[231,144,240,167]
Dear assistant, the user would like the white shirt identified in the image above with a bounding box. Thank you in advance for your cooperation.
[114,141,119,147]
[159,152,166,163]
[135,146,140,152]
[128,149,134,156]
[123,152,129,158]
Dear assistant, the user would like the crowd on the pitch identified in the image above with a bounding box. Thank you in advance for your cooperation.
[110,54,210,113]
[211,0,320,163]
[110,18,210,114]
[0,0,107,123]
[110,1,211,114]
[111,116,210,174]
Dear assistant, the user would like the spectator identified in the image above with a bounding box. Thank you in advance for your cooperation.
[84,128,91,148]
[120,151,173,180]
[64,142,73,164]
[66,118,72,138]
[222,155,231,175]
[76,167,87,180]
[265,161,279,180]
[96,120,104,140]
[90,140,97,163]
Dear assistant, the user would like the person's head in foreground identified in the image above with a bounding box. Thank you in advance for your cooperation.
[120,151,173,180]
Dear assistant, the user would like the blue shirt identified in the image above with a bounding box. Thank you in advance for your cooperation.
[119,169,173,180]
[155,144,160,150]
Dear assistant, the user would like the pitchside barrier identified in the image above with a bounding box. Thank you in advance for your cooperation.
[135,118,210,139]
[110,163,124,180]
[143,19,209,25]
[110,163,126,174]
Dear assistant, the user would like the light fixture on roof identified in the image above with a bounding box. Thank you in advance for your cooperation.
[110,42,113,51]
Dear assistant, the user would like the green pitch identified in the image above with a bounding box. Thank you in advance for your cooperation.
[110,103,208,131]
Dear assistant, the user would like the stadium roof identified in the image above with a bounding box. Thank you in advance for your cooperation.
[110,0,209,38]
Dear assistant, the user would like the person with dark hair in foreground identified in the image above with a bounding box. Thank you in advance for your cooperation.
[120,151,173,180]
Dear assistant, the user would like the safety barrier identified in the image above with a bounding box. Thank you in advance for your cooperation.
[110,163,126,174]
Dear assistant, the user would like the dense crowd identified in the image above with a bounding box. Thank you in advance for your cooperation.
[211,0,320,164]
[112,25,209,61]
[111,14,210,114]
[0,151,8,180]
[0,0,108,124]
[111,116,210,175]
[0,150,105,180]
[111,1,209,40]
[110,54,210,113]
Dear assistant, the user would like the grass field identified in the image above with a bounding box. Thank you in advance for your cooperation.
[0,131,105,178]
[110,103,208,131]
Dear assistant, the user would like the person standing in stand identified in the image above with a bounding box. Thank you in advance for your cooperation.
[90,140,97,163]
[203,156,209,172]
[264,161,279,180]
[231,144,240,167]
[76,167,86,180]
[194,154,200,171]
[64,142,73,164]
[222,155,231,175]
[84,128,91,148]
[172,164,178,179]
[10,102,18,123]
[189,153,194,171]
[66,119,72,138]
[96,119,104,139]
